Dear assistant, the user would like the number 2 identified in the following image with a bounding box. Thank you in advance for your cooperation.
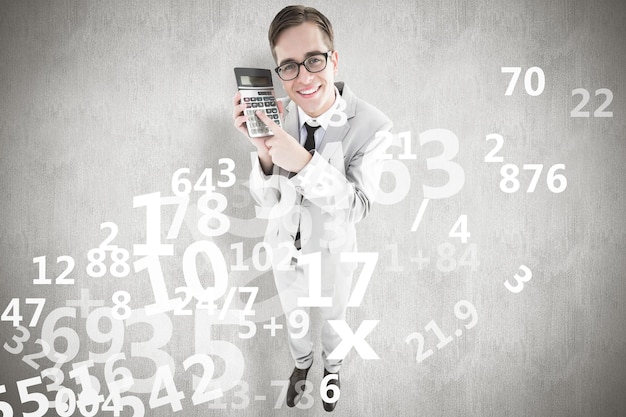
[484,133,504,163]
[405,332,433,362]
[183,354,223,405]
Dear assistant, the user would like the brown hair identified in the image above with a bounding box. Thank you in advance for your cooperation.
[268,5,334,60]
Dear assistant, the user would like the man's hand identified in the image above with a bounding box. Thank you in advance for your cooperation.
[232,91,275,154]
[232,91,284,173]
[255,110,313,173]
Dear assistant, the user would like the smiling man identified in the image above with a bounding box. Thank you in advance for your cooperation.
[233,5,392,412]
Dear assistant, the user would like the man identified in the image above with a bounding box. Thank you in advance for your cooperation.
[232,5,392,411]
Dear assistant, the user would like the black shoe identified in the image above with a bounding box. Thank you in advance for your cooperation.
[286,365,311,407]
[322,368,340,412]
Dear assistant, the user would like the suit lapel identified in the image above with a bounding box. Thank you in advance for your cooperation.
[282,99,300,139]
[317,82,356,158]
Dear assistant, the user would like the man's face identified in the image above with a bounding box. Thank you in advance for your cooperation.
[273,22,338,118]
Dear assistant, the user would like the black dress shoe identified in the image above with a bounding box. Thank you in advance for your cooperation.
[286,365,311,407]
[322,368,340,412]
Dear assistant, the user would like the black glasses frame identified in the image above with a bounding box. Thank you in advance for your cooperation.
[274,51,333,81]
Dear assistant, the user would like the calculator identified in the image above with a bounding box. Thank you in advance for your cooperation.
[234,67,282,137]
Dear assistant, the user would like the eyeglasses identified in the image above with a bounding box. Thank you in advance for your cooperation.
[274,51,333,81]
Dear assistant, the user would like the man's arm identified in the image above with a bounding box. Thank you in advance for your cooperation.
[290,119,393,224]
[252,101,392,223]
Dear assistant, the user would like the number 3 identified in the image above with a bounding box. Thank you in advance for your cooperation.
[419,129,465,199]
[504,265,532,293]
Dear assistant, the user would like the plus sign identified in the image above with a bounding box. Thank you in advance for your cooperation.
[66,288,104,318]
[263,316,283,337]
[410,249,430,270]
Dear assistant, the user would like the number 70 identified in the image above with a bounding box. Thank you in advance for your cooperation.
[502,66,545,96]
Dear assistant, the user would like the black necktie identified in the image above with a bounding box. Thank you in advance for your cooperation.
[304,122,320,151]
[294,122,320,249]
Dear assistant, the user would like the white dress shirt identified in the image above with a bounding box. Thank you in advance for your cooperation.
[296,86,341,149]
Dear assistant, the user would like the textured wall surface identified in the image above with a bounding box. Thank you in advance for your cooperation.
[1,0,625,416]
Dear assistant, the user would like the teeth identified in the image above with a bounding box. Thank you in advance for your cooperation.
[300,86,318,95]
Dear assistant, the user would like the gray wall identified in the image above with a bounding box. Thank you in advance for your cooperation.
[1,0,625,416]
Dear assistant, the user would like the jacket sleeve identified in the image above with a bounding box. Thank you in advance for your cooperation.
[248,151,298,221]
[288,119,393,224]
[248,152,278,206]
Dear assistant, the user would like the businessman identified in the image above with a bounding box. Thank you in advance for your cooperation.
[232,5,392,411]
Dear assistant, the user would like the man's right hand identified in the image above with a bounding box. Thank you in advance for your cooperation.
[232,91,283,174]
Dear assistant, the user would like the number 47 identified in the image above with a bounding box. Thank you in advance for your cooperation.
[1,298,46,327]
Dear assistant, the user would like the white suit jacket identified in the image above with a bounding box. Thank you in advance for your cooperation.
[249,82,393,266]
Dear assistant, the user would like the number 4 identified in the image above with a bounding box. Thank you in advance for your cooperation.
[149,365,185,412]
[449,215,470,243]
[1,299,22,327]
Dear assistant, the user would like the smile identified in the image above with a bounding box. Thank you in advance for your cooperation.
[298,85,320,97]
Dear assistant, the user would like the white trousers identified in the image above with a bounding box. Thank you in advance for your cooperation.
[272,250,355,373]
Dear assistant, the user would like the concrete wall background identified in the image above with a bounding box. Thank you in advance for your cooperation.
[1,0,625,416]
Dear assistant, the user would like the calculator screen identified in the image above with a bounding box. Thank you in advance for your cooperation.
[240,75,271,87]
